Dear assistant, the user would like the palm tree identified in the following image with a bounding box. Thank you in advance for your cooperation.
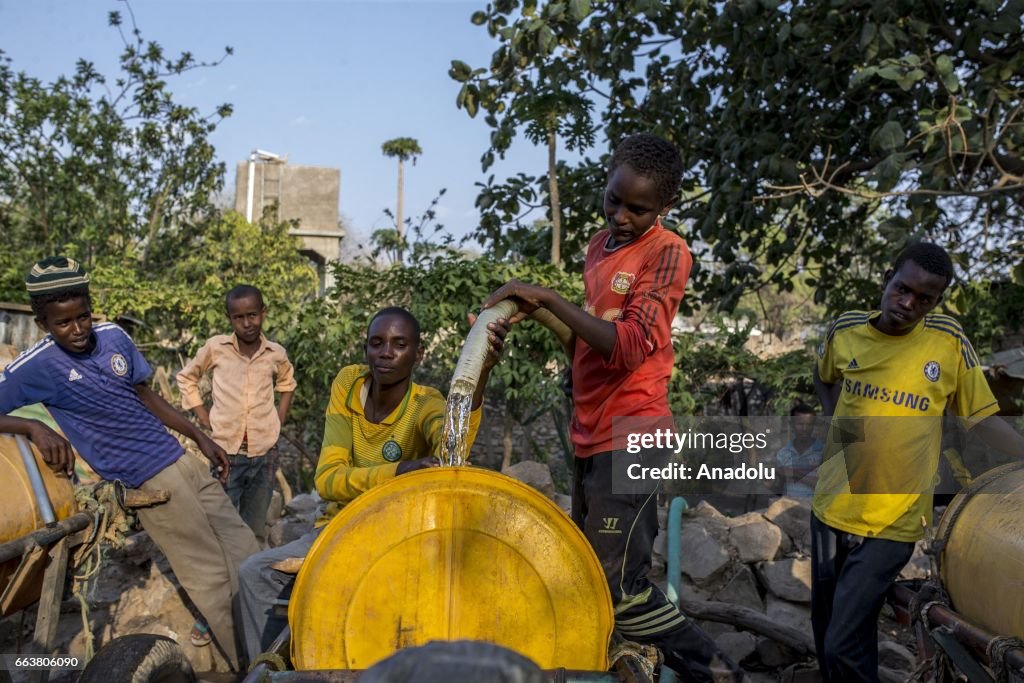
[513,92,593,266]
[380,137,422,260]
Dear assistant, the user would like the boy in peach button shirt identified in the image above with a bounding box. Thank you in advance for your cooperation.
[177,284,296,545]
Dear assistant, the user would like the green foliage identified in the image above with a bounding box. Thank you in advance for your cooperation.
[380,137,423,163]
[950,280,1024,355]
[0,10,233,301]
[0,9,319,379]
[453,1,601,266]
[456,0,1024,314]
[279,253,583,451]
[670,316,817,417]
[90,211,319,357]
[473,162,606,267]
[0,8,330,469]
[371,190,460,265]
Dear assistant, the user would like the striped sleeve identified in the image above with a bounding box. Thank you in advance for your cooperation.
[607,240,692,371]
[314,369,399,504]
[0,340,55,413]
[923,315,982,370]
[817,311,869,384]
[924,315,999,423]
[825,311,871,345]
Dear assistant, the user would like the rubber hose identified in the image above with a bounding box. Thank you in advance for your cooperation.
[528,307,574,357]
[449,299,519,397]
[450,299,575,397]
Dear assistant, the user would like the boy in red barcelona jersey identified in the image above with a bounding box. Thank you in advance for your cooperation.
[482,134,743,682]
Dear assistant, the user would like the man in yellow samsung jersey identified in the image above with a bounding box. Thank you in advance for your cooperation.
[811,242,1024,682]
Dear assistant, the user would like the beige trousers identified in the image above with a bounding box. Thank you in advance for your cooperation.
[136,454,259,670]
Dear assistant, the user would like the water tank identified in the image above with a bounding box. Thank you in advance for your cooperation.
[289,467,613,671]
[0,433,77,544]
[938,461,1024,639]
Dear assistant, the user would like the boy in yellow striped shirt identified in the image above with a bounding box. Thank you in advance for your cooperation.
[236,307,506,664]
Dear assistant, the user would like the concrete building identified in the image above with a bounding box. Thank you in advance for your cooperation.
[233,154,346,293]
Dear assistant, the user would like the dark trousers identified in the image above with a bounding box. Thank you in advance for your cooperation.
[810,514,914,682]
[226,453,275,544]
[573,452,744,682]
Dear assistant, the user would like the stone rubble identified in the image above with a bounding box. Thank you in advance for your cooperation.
[505,463,925,679]
[0,486,314,676]
[501,460,558,500]
[649,494,925,676]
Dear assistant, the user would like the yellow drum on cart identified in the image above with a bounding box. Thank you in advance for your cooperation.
[289,467,613,671]
[938,461,1024,639]
[0,433,77,615]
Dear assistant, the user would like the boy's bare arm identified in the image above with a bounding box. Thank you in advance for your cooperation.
[0,415,74,475]
[135,384,231,484]
[482,280,617,360]
[971,416,1024,458]
[277,391,294,426]
[190,404,212,429]
[813,366,839,417]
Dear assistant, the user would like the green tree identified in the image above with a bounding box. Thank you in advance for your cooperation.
[0,9,233,300]
[455,0,1024,313]
[380,136,423,260]
[452,25,596,266]
[90,211,319,355]
[279,250,582,473]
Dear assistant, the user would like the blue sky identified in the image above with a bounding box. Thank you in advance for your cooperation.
[0,0,568,246]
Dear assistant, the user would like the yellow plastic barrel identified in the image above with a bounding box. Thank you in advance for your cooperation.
[289,467,613,671]
[938,461,1024,639]
[0,433,77,607]
[0,433,77,544]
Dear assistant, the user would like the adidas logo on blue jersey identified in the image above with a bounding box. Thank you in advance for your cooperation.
[68,368,83,382]
[847,358,859,370]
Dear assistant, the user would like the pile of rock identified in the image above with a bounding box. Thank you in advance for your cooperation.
[0,489,318,679]
[650,497,922,681]
[0,529,235,679]
[267,489,319,547]
[501,460,573,512]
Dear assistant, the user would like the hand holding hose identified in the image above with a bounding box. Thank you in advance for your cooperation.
[466,313,510,372]
[481,279,552,324]
[396,456,440,475]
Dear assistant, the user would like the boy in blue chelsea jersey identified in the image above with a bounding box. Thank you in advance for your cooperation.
[0,257,259,671]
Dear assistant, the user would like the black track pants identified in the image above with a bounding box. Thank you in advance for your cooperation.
[572,452,744,682]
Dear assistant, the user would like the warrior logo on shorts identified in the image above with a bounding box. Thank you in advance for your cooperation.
[611,271,635,295]
[110,353,129,377]
[924,361,940,382]
[382,439,402,462]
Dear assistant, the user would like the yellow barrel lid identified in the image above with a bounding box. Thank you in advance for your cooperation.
[290,467,612,671]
